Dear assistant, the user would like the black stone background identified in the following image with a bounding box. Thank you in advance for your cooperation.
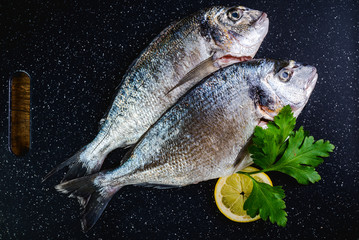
[0,0,358,239]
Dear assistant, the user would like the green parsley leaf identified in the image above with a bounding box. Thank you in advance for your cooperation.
[238,105,335,227]
[243,177,287,226]
[267,126,335,184]
[267,105,296,143]
[250,105,296,169]
[250,105,334,184]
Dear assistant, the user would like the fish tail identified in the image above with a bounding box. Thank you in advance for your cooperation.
[55,174,120,232]
[43,147,102,183]
[42,150,83,182]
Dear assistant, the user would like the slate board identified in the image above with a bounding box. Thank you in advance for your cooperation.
[0,0,358,239]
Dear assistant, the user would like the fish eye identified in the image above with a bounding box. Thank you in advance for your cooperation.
[279,69,292,82]
[227,8,243,21]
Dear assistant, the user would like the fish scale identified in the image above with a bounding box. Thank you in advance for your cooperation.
[44,6,269,182]
[56,59,318,231]
[102,66,257,187]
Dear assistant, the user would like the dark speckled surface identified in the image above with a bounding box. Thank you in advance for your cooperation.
[0,0,358,239]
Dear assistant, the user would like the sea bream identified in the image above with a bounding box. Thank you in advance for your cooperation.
[44,6,269,181]
[56,59,318,231]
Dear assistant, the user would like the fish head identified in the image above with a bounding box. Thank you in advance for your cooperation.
[202,6,269,65]
[253,59,318,120]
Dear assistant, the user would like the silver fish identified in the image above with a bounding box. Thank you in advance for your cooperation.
[44,6,269,181]
[56,59,318,231]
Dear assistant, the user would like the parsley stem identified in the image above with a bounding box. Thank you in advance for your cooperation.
[237,170,264,175]
[245,174,257,182]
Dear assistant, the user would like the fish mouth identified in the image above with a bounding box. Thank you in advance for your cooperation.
[226,12,269,52]
[305,68,318,91]
[253,13,269,42]
[255,12,268,27]
[289,69,318,117]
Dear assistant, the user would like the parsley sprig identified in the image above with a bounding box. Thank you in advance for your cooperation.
[238,105,334,226]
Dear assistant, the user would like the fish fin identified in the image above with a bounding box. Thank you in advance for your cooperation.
[55,174,119,232]
[135,183,181,189]
[42,150,84,182]
[61,160,91,183]
[166,57,219,95]
[98,118,106,131]
[81,189,117,232]
[43,148,103,183]
[233,136,254,171]
[55,175,97,201]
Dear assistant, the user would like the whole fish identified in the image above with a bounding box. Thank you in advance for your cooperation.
[45,6,269,181]
[56,59,318,231]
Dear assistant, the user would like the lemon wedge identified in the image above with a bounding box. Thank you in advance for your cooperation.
[214,166,272,222]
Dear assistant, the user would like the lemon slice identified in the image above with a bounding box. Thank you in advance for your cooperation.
[214,166,272,222]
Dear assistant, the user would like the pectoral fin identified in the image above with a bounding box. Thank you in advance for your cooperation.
[233,136,254,171]
[166,55,250,95]
[166,57,219,95]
